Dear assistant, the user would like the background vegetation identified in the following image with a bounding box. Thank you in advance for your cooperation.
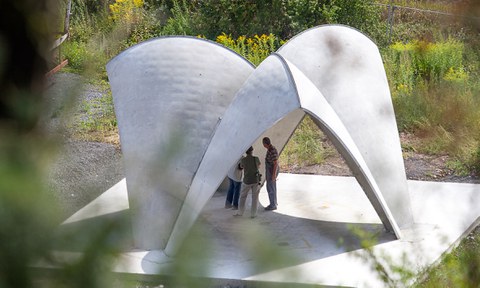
[1,0,479,287]
[59,1,480,286]
[60,1,480,286]
[60,0,480,177]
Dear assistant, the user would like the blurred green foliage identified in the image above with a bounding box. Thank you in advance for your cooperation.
[0,1,130,287]
[2,0,479,287]
[415,227,480,287]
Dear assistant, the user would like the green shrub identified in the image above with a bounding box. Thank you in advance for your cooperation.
[386,39,465,92]
[62,41,89,71]
[126,10,161,45]
[160,0,194,36]
[412,39,464,81]
[384,37,480,174]
[69,0,112,43]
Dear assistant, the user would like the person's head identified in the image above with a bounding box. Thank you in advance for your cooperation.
[262,137,271,148]
[246,146,254,155]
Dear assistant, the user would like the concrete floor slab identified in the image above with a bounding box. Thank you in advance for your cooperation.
[54,173,480,287]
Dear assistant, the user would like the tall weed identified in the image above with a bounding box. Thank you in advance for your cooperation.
[413,39,464,81]
[109,0,144,22]
[386,39,464,87]
[161,0,194,36]
[280,116,334,167]
[69,0,111,43]
[385,39,480,173]
[64,0,161,79]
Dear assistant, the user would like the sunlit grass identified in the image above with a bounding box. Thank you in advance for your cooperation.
[280,116,334,169]
[385,38,480,174]
[69,85,119,147]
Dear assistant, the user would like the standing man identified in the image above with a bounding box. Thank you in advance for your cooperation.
[263,137,278,211]
[234,146,261,218]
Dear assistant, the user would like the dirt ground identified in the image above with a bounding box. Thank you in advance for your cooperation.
[282,134,479,184]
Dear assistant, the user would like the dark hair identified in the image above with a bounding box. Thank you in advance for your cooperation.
[262,137,271,145]
[246,146,253,154]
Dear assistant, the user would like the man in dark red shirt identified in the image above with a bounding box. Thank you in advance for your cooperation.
[262,137,279,210]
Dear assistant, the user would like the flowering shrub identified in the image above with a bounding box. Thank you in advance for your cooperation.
[216,33,281,66]
[109,0,144,23]
[387,39,465,93]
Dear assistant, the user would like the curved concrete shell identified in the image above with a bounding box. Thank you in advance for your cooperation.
[107,25,413,254]
[277,25,413,228]
[107,37,255,249]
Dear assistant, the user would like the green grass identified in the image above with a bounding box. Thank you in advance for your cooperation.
[69,83,119,146]
[415,226,480,287]
[384,38,480,175]
[280,116,334,168]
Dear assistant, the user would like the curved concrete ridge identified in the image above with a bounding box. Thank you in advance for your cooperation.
[282,56,401,238]
[107,37,255,249]
[165,54,302,255]
[165,53,401,255]
[278,25,413,228]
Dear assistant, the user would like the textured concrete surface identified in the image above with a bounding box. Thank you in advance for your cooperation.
[55,173,480,287]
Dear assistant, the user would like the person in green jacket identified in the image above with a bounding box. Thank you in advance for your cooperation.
[234,146,261,218]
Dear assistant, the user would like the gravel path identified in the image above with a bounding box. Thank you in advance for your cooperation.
[44,73,124,220]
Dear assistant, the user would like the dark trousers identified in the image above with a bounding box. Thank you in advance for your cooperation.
[265,163,278,207]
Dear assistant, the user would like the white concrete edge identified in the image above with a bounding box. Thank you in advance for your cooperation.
[62,178,129,225]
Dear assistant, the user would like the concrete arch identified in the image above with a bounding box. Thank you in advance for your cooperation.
[165,53,401,255]
[278,25,413,228]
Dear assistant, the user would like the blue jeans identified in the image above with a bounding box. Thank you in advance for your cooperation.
[226,177,241,207]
